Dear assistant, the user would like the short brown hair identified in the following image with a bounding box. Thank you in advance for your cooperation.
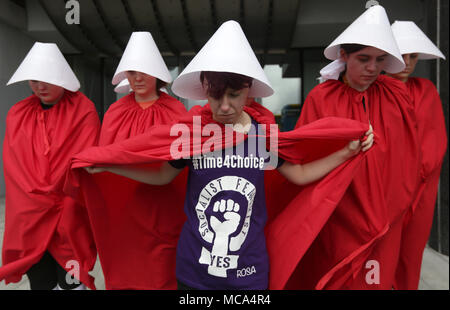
[200,71,253,99]
[340,44,367,55]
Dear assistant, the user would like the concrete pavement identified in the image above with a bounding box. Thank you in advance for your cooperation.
[0,197,448,290]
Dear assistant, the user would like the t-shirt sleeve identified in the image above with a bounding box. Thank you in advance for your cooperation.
[276,156,285,168]
[168,159,188,169]
[265,153,285,170]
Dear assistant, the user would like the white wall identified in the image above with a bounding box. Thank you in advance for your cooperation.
[262,65,301,115]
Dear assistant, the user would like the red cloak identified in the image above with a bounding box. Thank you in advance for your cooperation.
[64,100,371,290]
[77,92,188,289]
[394,77,448,289]
[1,91,100,289]
[290,75,420,289]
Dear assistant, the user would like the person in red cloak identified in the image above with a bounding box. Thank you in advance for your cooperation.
[1,42,100,290]
[70,20,374,290]
[288,5,421,290]
[88,31,187,290]
[387,21,448,290]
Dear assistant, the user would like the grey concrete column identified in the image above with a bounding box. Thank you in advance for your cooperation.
[427,0,449,256]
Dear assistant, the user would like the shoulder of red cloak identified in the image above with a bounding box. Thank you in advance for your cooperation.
[415,77,437,88]
[295,80,346,128]
[407,77,439,94]
[310,76,410,101]
[244,100,276,125]
[376,74,412,102]
[297,75,413,129]
[155,92,188,115]
[100,93,186,145]
[411,78,443,109]
[103,93,135,116]
[190,105,204,114]
[378,74,400,84]
[66,90,92,102]
[100,94,134,141]
[316,79,344,91]
[6,91,98,131]
[193,104,213,124]
[65,91,101,128]
[6,95,39,120]
[312,80,343,102]
[104,92,187,119]
[405,77,439,105]
[158,91,185,106]
[73,90,99,108]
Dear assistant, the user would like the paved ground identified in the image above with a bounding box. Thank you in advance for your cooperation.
[0,197,448,290]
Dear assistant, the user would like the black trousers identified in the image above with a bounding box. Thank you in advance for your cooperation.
[26,251,81,290]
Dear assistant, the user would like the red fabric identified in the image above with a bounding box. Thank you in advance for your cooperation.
[291,75,420,289]
[76,92,188,289]
[1,91,100,289]
[65,100,370,290]
[394,77,448,289]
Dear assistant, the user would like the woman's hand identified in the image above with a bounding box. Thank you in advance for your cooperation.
[361,124,374,152]
[346,139,362,157]
[83,162,181,185]
[346,124,374,157]
[278,125,374,186]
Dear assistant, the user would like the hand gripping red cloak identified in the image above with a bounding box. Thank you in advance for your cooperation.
[290,75,420,289]
[394,77,448,289]
[84,92,188,290]
[1,91,100,289]
[64,100,371,290]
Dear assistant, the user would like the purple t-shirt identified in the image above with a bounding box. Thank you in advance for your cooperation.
[169,119,282,289]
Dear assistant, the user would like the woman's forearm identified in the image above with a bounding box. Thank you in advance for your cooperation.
[279,147,354,186]
[94,163,179,185]
[299,147,353,184]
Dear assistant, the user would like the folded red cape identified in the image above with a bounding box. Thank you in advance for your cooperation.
[65,100,370,289]
[291,75,420,289]
[395,77,448,289]
[1,91,100,289]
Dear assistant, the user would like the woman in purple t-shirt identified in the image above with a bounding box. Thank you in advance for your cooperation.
[86,70,373,289]
[85,21,373,290]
